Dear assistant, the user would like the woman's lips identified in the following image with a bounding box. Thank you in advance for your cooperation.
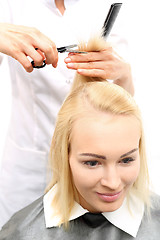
[96,191,122,202]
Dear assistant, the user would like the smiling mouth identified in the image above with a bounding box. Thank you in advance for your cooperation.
[96,191,122,202]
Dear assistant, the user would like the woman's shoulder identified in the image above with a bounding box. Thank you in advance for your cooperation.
[150,192,160,217]
[137,193,160,239]
[0,196,45,240]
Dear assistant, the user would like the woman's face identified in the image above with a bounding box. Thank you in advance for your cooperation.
[69,110,140,213]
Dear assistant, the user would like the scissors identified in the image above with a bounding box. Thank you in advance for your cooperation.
[32,3,122,69]
[31,44,87,69]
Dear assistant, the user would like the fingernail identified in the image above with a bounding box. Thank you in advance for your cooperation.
[77,69,83,73]
[64,58,71,63]
[67,63,74,68]
[53,62,57,68]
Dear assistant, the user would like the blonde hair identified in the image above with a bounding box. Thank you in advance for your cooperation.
[46,36,150,227]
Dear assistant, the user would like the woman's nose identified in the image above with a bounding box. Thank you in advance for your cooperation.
[100,166,121,190]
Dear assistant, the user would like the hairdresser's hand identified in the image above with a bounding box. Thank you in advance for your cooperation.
[64,46,134,95]
[0,23,58,72]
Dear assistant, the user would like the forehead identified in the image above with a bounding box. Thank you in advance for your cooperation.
[70,111,141,157]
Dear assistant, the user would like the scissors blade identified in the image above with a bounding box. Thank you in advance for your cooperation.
[57,44,77,53]
[57,44,87,54]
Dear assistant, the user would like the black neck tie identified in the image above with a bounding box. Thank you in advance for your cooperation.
[81,212,107,228]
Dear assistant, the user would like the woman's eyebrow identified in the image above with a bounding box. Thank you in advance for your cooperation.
[79,153,106,160]
[79,148,139,160]
[120,148,139,158]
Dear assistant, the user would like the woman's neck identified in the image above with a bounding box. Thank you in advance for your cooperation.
[55,0,65,15]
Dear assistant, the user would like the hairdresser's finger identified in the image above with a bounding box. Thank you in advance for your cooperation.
[37,42,58,67]
[28,27,58,67]
[66,61,107,70]
[76,66,120,80]
[14,53,34,72]
[36,49,45,59]
[65,52,102,63]
[25,47,45,67]
[66,48,113,63]
[77,69,107,79]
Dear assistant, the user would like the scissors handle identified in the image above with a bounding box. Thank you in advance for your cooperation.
[31,60,46,68]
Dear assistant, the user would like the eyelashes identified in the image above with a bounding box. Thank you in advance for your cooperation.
[83,157,135,167]
[84,161,99,167]
[121,157,135,164]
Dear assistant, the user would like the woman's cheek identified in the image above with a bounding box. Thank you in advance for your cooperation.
[122,165,140,186]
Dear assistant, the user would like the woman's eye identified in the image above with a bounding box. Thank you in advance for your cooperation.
[84,161,99,167]
[121,157,134,164]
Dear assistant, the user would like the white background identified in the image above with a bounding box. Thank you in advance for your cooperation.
[0,1,160,194]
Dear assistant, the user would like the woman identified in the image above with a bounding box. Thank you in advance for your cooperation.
[0,0,134,228]
[0,37,159,239]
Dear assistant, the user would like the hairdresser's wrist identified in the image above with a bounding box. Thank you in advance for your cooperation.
[114,63,134,96]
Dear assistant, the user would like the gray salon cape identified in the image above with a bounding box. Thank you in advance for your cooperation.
[0,195,160,240]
